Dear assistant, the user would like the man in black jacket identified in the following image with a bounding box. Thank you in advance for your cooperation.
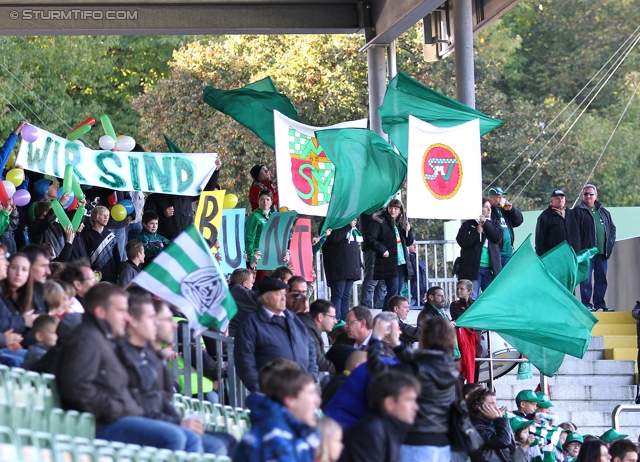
[116,295,227,454]
[299,299,338,373]
[235,277,318,392]
[488,186,524,268]
[568,184,616,311]
[417,286,447,326]
[340,370,420,462]
[535,189,571,256]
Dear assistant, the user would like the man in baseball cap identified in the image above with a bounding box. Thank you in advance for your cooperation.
[535,188,571,256]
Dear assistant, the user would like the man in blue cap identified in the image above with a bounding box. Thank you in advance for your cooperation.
[488,186,523,268]
[235,277,318,392]
[535,189,571,256]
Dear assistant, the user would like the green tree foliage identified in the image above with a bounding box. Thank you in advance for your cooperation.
[0,35,188,146]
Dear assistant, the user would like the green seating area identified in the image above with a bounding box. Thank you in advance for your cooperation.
[0,365,249,462]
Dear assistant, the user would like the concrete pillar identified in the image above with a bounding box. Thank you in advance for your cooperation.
[453,0,476,108]
[367,46,387,136]
[387,40,397,80]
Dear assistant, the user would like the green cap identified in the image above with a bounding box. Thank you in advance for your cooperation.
[515,389,540,404]
[600,429,628,444]
[565,432,584,445]
[333,320,345,329]
[509,416,533,432]
[488,186,506,195]
[536,392,554,408]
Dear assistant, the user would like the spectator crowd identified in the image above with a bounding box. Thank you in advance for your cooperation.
[0,122,628,462]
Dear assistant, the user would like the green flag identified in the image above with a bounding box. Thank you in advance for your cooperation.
[163,134,183,153]
[203,77,297,149]
[314,128,407,232]
[132,224,238,334]
[378,72,503,159]
[456,236,598,376]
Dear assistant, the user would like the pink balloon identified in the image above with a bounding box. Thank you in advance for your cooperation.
[21,124,38,143]
[12,189,30,207]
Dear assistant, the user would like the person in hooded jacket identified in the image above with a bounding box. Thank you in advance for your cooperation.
[233,366,321,462]
[365,199,414,312]
[366,316,459,462]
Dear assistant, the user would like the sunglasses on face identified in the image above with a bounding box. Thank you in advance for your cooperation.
[583,193,595,196]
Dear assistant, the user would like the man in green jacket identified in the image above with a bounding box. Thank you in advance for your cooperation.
[245,190,272,270]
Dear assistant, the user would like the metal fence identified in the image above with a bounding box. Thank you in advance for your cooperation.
[611,404,640,431]
[312,239,459,306]
[172,323,247,408]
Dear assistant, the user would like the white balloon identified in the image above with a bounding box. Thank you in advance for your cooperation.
[3,180,16,198]
[99,135,116,150]
[115,136,136,152]
[73,139,84,148]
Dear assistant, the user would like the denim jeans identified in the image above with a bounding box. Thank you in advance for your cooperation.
[361,250,386,309]
[126,222,143,242]
[500,254,511,270]
[401,444,451,462]
[471,266,494,300]
[329,279,356,320]
[96,417,203,453]
[382,265,407,312]
[108,227,128,261]
[580,254,608,309]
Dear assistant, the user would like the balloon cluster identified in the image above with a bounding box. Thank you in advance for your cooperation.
[0,167,30,207]
[98,114,136,152]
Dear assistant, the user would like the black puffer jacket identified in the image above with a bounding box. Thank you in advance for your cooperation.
[116,339,181,425]
[469,416,515,462]
[322,223,362,282]
[456,218,503,280]
[340,411,412,462]
[568,201,616,258]
[365,211,414,280]
[535,207,571,256]
[367,337,458,446]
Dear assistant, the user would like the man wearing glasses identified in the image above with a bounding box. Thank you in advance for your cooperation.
[569,184,616,311]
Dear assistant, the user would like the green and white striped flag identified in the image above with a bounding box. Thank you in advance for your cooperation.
[132,224,237,334]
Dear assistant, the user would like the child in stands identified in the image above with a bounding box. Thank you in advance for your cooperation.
[23,314,58,369]
[139,211,171,266]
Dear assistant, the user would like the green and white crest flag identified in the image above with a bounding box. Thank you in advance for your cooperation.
[132,224,237,335]
[273,110,367,216]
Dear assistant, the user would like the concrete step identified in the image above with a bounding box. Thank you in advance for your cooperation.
[589,337,605,349]
[497,374,634,386]
[593,324,636,336]
[545,400,633,413]
[605,348,638,360]
[593,312,635,324]
[496,385,636,401]
[604,336,638,348]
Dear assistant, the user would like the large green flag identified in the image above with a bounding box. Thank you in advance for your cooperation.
[456,236,598,376]
[314,128,407,232]
[203,77,297,149]
[378,72,503,159]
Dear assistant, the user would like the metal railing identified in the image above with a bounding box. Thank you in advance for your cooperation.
[172,323,247,408]
[312,239,459,307]
[611,404,640,431]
